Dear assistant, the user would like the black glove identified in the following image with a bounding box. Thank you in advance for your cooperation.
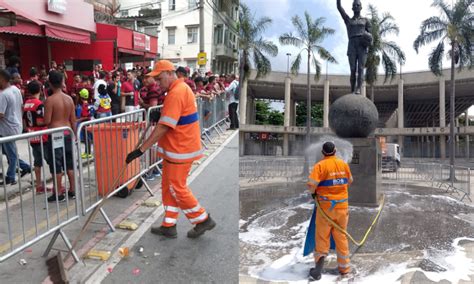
[126,148,143,164]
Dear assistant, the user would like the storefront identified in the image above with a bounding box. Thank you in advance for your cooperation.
[0,0,95,80]
[0,1,158,87]
[95,23,158,68]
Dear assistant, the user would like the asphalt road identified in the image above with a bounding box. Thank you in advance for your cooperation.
[103,135,239,284]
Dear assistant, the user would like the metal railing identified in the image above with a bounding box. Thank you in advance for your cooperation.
[76,109,153,232]
[197,93,230,146]
[145,105,164,178]
[239,158,304,182]
[0,127,80,263]
[382,161,471,202]
[0,95,231,264]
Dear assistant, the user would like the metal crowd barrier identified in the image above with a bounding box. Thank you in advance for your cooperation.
[0,95,232,264]
[197,92,230,146]
[145,105,164,179]
[239,158,304,182]
[0,127,80,263]
[382,161,471,201]
[76,109,153,232]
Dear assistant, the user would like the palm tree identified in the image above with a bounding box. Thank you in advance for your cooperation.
[365,5,406,101]
[414,0,473,177]
[279,12,337,174]
[239,3,278,125]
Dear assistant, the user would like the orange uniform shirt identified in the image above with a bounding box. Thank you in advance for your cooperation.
[158,78,203,163]
[308,156,353,209]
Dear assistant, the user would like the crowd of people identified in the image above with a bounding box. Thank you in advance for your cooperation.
[0,59,239,203]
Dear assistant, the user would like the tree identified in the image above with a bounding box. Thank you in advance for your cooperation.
[255,100,284,126]
[279,12,337,174]
[296,102,324,127]
[365,5,406,101]
[239,3,279,79]
[413,0,473,176]
[238,3,278,125]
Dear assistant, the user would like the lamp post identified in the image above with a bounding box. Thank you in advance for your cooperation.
[286,53,291,77]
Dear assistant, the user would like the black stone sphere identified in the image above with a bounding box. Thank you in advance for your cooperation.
[329,94,379,138]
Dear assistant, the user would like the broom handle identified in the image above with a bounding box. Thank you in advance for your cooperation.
[66,122,151,263]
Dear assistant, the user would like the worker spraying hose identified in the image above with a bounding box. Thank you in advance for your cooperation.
[304,140,385,281]
[305,141,353,281]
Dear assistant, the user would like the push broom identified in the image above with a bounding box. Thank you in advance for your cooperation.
[46,122,151,283]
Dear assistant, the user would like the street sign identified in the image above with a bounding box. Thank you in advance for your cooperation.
[198,52,207,66]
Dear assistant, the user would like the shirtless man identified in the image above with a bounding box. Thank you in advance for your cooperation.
[44,70,77,202]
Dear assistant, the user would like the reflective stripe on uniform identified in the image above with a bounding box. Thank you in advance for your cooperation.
[318,178,348,187]
[337,252,350,260]
[318,197,349,211]
[183,205,202,214]
[338,263,350,268]
[177,112,199,125]
[308,177,319,186]
[159,116,178,126]
[157,147,203,160]
[314,252,328,257]
[165,206,179,213]
[164,217,177,224]
[189,212,208,224]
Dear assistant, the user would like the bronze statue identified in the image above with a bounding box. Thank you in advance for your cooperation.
[337,0,373,94]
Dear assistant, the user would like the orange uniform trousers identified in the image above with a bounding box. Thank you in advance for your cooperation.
[315,207,351,274]
[161,160,208,227]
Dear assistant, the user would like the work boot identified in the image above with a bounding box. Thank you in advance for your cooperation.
[309,256,325,281]
[187,214,216,238]
[150,225,177,238]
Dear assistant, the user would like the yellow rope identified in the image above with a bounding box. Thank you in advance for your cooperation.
[315,194,385,247]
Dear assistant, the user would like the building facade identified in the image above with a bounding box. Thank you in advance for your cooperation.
[158,0,239,74]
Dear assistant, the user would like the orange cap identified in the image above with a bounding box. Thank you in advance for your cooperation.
[147,60,175,77]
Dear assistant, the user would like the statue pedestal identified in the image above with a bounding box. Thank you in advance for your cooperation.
[347,137,381,207]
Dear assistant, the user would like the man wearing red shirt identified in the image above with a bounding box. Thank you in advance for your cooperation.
[176,66,196,93]
[23,80,50,193]
[12,73,25,99]
[121,71,139,120]
[139,75,164,120]
[69,74,83,104]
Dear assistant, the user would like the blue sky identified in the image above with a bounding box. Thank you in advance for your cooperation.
[242,0,449,75]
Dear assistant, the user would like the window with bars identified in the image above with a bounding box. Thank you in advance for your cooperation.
[169,0,176,11]
[214,25,223,44]
[168,28,176,45]
[187,27,198,44]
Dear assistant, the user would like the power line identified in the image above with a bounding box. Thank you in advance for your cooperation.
[119,1,161,11]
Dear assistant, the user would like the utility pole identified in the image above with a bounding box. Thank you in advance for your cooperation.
[286,53,291,77]
[199,0,205,72]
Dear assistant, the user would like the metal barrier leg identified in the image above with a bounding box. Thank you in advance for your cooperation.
[214,125,223,137]
[201,138,209,149]
[223,118,230,127]
[204,131,214,144]
[59,229,80,263]
[43,230,60,258]
[140,176,154,196]
[217,123,225,133]
[154,164,162,175]
[99,207,116,232]
[43,229,80,263]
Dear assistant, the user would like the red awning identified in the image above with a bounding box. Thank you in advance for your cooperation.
[45,25,90,44]
[118,47,143,56]
[144,52,157,59]
[0,1,46,26]
[0,20,43,37]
